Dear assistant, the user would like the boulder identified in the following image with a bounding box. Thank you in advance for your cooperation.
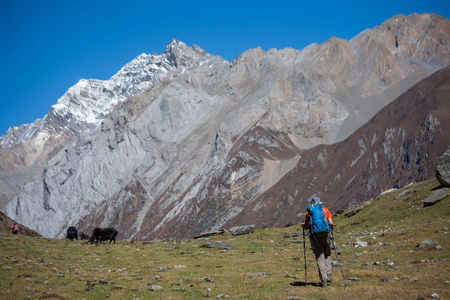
[423,188,449,207]
[436,146,450,187]
[228,225,255,236]
[202,241,233,250]
[415,239,438,249]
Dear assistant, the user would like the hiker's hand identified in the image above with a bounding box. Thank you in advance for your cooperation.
[301,222,306,229]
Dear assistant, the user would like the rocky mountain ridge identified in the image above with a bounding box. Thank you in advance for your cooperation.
[0,39,222,205]
[1,13,450,239]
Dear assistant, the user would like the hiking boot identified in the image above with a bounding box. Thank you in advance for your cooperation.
[322,280,327,288]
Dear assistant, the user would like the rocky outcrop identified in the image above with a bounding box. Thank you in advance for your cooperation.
[436,146,450,186]
[228,225,255,236]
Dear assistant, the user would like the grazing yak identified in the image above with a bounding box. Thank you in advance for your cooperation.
[66,226,78,241]
[89,228,118,244]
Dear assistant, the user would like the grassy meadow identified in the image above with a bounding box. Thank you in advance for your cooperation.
[0,179,448,299]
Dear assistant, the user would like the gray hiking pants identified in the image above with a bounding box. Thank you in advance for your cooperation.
[310,234,332,282]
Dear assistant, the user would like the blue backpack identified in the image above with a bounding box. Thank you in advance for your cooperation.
[306,204,330,237]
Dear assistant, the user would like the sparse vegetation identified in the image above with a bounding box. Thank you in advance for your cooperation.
[0,179,448,299]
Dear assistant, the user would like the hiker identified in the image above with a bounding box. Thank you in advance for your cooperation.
[11,223,19,235]
[301,196,334,287]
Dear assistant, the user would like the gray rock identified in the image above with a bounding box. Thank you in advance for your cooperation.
[249,272,270,278]
[228,225,255,236]
[150,285,162,291]
[436,146,450,187]
[202,241,232,250]
[284,232,301,238]
[415,239,438,249]
[355,239,368,247]
[194,229,226,239]
[347,277,360,281]
[423,188,449,207]
[395,189,413,200]
[284,297,303,300]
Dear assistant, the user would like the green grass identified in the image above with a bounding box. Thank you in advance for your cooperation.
[0,179,448,299]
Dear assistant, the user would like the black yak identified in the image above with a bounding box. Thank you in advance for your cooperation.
[66,226,78,241]
[89,228,118,244]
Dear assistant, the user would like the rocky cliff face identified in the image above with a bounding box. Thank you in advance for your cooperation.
[2,13,450,239]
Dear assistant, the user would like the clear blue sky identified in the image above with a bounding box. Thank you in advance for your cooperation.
[1,0,449,136]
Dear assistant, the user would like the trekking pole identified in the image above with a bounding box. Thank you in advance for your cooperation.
[330,233,347,287]
[302,228,307,285]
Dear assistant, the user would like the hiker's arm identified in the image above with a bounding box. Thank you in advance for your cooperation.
[301,213,310,229]
[327,217,334,230]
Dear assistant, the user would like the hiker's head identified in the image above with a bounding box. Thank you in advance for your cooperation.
[309,196,322,205]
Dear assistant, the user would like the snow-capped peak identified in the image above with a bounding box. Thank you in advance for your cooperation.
[50,40,211,130]
[1,40,212,147]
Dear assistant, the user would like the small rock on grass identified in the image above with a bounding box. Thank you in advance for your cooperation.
[150,285,162,291]
[347,277,359,281]
[249,272,270,278]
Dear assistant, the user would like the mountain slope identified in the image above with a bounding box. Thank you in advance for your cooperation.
[0,40,220,207]
[230,65,450,229]
[0,211,41,237]
[1,13,450,239]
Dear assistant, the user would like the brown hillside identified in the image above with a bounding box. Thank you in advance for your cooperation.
[0,211,41,237]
